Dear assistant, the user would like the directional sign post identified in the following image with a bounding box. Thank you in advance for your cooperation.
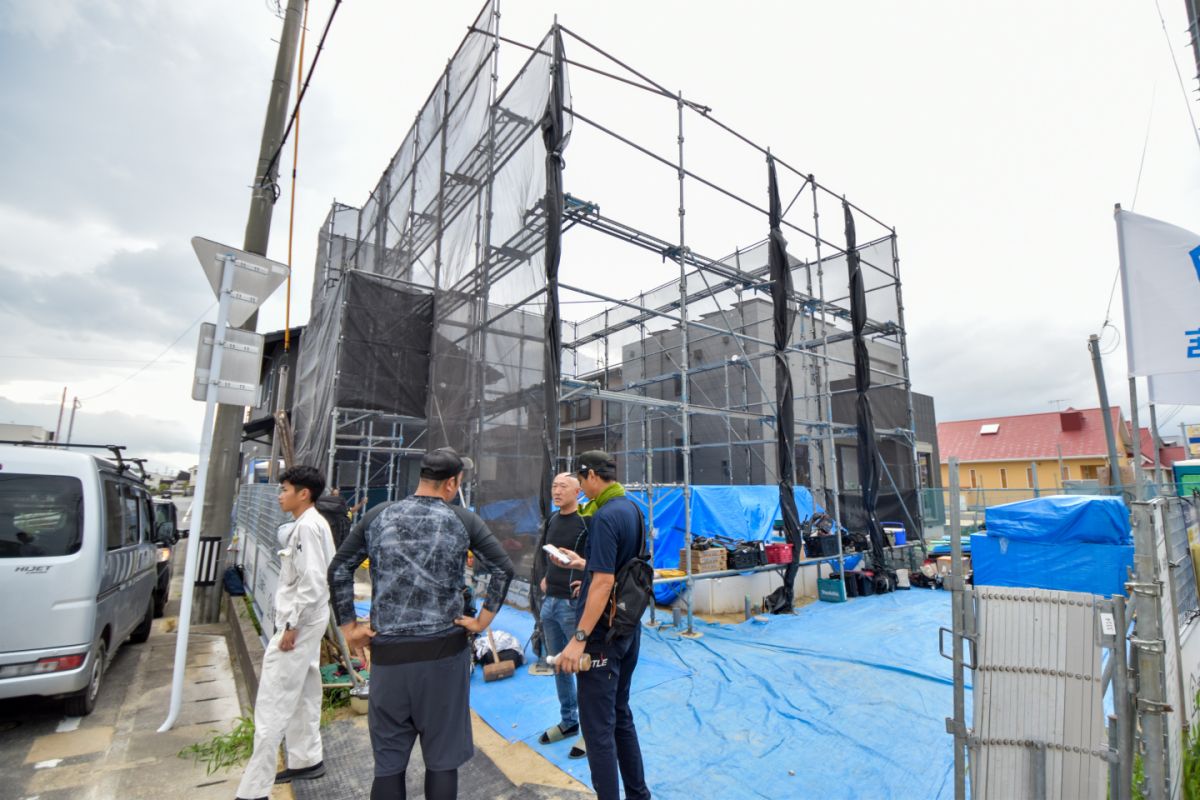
[160,238,288,733]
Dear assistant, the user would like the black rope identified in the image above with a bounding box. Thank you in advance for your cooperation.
[259,0,342,201]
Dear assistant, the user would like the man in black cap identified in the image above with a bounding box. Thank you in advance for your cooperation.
[554,450,652,800]
[328,448,514,800]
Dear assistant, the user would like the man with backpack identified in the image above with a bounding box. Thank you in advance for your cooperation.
[554,450,652,800]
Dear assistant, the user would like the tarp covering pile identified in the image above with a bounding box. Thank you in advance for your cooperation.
[465,591,962,799]
[984,495,1131,545]
[973,495,1133,597]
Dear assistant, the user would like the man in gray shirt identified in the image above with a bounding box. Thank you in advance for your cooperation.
[328,448,514,800]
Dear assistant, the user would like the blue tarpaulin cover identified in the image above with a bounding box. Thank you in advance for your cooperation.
[466,592,962,799]
[970,533,1134,597]
[623,485,819,603]
[984,495,1131,545]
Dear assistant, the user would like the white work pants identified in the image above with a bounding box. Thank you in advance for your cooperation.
[236,620,325,799]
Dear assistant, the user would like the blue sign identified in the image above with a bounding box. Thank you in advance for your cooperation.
[1191,243,1200,282]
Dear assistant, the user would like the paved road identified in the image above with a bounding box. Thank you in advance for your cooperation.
[0,550,246,800]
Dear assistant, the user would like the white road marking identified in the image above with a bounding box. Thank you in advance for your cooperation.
[33,759,62,769]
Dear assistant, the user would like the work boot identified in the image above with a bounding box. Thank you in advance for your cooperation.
[275,760,326,783]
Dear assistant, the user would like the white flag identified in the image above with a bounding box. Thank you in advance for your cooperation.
[1147,371,1200,405]
[1116,208,1200,378]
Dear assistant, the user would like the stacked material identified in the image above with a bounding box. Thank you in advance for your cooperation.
[971,495,1133,597]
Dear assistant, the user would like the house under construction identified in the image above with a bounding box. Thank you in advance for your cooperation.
[279,1,940,590]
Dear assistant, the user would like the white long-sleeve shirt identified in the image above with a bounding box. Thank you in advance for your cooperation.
[274,505,335,630]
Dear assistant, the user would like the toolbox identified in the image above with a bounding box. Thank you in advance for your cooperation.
[817,577,847,603]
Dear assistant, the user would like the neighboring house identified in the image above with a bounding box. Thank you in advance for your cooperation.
[938,407,1137,500]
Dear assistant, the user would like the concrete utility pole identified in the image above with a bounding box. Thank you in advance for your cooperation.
[1088,334,1123,497]
[194,0,306,624]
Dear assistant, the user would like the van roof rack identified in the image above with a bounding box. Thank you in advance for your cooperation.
[0,440,143,480]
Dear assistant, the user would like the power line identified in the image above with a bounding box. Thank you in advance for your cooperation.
[83,303,215,401]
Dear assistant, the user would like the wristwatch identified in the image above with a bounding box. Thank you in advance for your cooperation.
[573,628,588,642]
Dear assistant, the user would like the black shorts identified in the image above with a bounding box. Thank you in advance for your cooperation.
[368,644,474,775]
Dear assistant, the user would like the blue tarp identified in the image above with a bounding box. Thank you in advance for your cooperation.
[984,495,1131,545]
[970,534,1134,597]
[624,485,819,603]
[467,592,963,799]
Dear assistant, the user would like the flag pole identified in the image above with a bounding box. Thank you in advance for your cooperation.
[1148,400,1163,492]
[1127,376,1143,499]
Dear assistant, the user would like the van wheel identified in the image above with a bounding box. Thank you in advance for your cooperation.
[64,638,106,717]
[130,598,153,644]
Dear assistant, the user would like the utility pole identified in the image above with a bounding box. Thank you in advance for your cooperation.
[1088,334,1123,497]
[54,386,66,444]
[193,0,306,624]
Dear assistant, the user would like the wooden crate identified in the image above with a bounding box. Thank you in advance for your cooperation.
[679,547,727,574]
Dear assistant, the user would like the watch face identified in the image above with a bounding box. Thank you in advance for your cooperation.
[574,629,587,642]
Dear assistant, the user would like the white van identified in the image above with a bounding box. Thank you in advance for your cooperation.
[0,445,160,715]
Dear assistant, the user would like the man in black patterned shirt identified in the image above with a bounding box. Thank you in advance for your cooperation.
[328,448,514,800]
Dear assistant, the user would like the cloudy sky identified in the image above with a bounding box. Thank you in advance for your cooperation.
[1,0,1198,472]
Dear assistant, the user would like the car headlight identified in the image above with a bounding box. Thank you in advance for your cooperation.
[158,547,172,563]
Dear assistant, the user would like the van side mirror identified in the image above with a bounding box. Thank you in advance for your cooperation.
[156,521,177,544]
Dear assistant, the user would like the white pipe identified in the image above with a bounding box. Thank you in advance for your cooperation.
[159,254,236,732]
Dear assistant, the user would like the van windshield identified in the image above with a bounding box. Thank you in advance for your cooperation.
[0,474,84,558]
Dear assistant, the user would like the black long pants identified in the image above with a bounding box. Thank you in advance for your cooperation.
[577,628,651,800]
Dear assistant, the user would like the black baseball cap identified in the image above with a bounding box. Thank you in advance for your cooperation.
[420,448,474,480]
[575,450,615,476]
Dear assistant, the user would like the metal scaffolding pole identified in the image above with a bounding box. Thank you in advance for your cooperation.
[812,179,842,532]
[675,92,700,639]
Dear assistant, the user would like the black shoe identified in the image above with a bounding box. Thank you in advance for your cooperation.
[275,760,326,783]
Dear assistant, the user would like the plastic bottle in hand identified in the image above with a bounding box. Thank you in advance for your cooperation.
[546,652,592,671]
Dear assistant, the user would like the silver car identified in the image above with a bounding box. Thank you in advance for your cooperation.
[0,446,159,715]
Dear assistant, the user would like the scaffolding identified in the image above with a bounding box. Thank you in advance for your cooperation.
[296,1,925,633]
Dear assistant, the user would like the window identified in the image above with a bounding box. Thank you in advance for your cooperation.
[672,375,682,398]
[1080,465,1101,481]
[1061,465,1070,481]
[120,486,140,546]
[969,469,978,489]
[560,397,591,424]
[918,453,934,488]
[980,423,1000,435]
[839,446,860,491]
[999,468,1008,489]
[104,479,123,550]
[1026,467,1034,488]
[0,475,84,558]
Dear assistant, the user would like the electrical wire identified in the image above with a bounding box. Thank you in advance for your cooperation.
[259,0,341,202]
[284,0,310,352]
[82,303,216,401]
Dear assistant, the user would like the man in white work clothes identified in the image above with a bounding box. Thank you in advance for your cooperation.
[236,465,336,800]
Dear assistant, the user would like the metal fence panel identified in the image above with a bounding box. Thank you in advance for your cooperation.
[971,586,1107,799]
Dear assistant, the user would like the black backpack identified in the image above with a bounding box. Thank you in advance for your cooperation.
[603,501,653,644]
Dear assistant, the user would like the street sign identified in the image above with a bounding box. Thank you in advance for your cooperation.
[1188,424,1200,459]
[191,323,264,406]
[191,237,289,328]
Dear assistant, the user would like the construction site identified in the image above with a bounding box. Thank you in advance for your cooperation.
[223,2,1196,798]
